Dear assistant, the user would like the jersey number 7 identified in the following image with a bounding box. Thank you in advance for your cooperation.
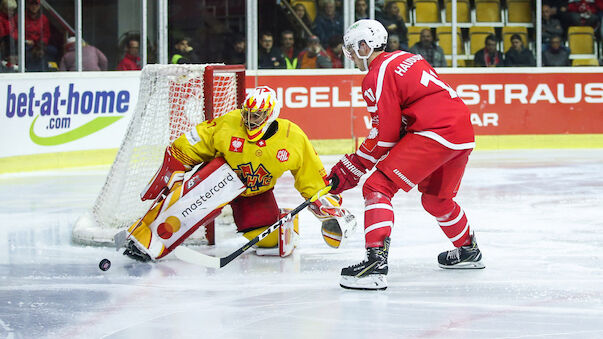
[420,70,458,99]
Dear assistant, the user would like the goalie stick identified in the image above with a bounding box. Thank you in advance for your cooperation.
[174,185,333,268]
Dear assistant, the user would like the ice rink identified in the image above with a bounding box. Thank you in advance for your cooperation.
[1,149,603,339]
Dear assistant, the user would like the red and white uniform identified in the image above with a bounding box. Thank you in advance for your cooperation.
[356,51,475,248]
[357,51,474,171]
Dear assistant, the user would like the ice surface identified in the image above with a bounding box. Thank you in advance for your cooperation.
[1,150,603,338]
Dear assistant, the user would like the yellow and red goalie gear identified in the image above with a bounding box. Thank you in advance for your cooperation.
[241,86,281,142]
[140,147,190,201]
[308,193,345,220]
[321,211,357,249]
[242,208,299,257]
[130,158,246,260]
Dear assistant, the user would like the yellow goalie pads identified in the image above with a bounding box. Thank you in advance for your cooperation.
[128,158,245,260]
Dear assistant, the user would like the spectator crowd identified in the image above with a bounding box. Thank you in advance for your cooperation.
[1,0,602,72]
[247,0,603,69]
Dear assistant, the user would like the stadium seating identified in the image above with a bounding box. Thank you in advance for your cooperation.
[385,0,410,23]
[502,26,528,52]
[505,0,533,26]
[291,0,317,22]
[436,26,465,56]
[469,26,495,55]
[572,58,599,66]
[404,0,539,67]
[474,0,503,26]
[567,26,597,59]
[413,0,441,25]
[408,26,429,48]
[444,0,471,27]
[446,58,467,67]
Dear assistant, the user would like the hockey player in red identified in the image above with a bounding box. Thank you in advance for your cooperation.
[328,20,484,290]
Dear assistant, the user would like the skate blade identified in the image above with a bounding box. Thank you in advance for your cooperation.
[439,260,485,269]
[340,275,387,290]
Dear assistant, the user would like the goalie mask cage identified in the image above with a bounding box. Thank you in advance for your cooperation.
[73,64,245,247]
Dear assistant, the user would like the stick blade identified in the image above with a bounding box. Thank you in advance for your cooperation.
[114,230,127,250]
[174,246,221,269]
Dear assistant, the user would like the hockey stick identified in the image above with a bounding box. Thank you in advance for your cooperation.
[114,187,169,250]
[174,185,332,268]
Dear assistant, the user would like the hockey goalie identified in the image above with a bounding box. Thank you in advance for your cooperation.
[118,86,357,262]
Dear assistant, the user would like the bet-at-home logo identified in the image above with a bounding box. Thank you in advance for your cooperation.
[5,84,130,145]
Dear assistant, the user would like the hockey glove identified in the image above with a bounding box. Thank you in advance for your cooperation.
[328,154,367,195]
[140,147,190,201]
[309,193,345,220]
[321,211,357,248]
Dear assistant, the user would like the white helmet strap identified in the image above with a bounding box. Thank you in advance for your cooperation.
[353,41,373,70]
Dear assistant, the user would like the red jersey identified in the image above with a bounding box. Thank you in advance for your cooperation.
[356,51,475,169]
[568,0,597,13]
[11,13,50,45]
[0,11,17,39]
[116,53,141,71]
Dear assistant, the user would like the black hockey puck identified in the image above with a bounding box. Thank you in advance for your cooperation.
[99,258,111,271]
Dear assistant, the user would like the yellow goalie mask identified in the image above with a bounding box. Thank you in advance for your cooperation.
[241,86,280,142]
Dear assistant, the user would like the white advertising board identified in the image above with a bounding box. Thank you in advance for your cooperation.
[0,72,140,158]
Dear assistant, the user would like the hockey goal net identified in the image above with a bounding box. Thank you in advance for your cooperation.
[73,64,245,247]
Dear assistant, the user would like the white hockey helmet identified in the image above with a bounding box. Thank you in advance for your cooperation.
[343,19,388,63]
[241,86,281,142]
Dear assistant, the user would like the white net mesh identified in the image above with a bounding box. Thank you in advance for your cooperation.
[73,64,243,246]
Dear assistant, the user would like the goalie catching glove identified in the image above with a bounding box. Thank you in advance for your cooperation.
[309,193,357,248]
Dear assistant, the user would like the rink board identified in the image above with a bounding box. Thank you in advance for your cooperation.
[1,68,602,173]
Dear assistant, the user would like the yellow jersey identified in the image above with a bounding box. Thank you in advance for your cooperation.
[171,110,328,199]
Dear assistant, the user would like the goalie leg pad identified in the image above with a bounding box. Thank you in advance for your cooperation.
[250,209,299,257]
[278,208,299,257]
[141,147,188,201]
[243,227,279,248]
[125,158,245,261]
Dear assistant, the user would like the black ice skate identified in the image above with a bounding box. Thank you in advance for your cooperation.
[340,237,390,290]
[438,233,485,269]
[123,240,152,262]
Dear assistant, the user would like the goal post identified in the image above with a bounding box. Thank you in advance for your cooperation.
[73,64,245,247]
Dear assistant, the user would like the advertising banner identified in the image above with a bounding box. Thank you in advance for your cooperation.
[0,72,140,158]
[249,70,603,140]
[1,68,602,166]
